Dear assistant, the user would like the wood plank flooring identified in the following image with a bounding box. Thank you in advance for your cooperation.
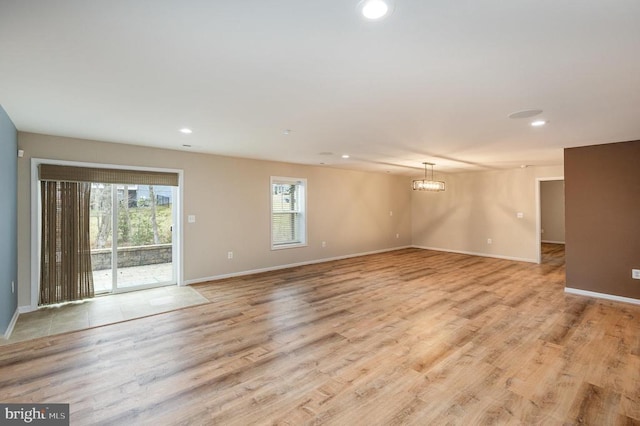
[2,245,640,425]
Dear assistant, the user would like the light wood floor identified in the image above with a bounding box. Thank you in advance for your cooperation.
[1,245,640,425]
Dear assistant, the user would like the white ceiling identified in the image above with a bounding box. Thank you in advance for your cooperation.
[1,1,639,175]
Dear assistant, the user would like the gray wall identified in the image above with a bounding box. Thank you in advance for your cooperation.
[540,180,565,243]
[0,105,18,335]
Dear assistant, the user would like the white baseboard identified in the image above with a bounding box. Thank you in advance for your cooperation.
[412,245,537,264]
[564,287,640,306]
[2,308,20,340]
[184,246,412,285]
[542,240,565,244]
[18,305,38,314]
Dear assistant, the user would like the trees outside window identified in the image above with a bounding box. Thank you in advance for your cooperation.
[271,177,307,249]
[90,184,172,249]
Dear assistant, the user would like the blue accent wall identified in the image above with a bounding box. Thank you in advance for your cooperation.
[0,105,18,335]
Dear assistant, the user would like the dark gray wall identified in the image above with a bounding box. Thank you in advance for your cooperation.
[565,140,640,299]
[0,105,18,335]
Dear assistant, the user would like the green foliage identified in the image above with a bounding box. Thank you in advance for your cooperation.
[117,203,130,245]
[91,204,172,247]
[131,212,154,246]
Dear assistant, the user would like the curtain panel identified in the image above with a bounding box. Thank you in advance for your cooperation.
[40,181,94,305]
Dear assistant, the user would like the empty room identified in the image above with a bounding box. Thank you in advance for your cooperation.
[1,1,640,424]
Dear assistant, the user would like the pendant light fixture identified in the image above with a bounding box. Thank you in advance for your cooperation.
[412,162,445,191]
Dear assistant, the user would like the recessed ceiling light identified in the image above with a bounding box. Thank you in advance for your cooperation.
[508,109,543,119]
[182,144,192,148]
[531,120,547,127]
[358,0,392,20]
[180,128,193,134]
[282,129,291,135]
[520,164,529,168]
[341,154,350,159]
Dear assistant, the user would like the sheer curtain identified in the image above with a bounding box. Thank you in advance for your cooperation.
[39,181,94,305]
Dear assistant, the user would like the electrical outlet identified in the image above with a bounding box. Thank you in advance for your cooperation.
[227,251,233,259]
[487,238,492,245]
[322,241,326,248]
[396,233,400,239]
[632,269,640,280]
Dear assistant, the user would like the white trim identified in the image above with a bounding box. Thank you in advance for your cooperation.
[30,158,184,309]
[412,245,537,263]
[110,183,118,290]
[541,240,565,244]
[270,176,307,250]
[535,176,564,264]
[565,287,640,306]
[30,159,39,310]
[18,305,37,314]
[2,308,20,340]
[176,180,184,286]
[184,246,412,285]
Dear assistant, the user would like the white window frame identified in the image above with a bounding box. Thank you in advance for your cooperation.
[30,158,184,310]
[270,176,307,250]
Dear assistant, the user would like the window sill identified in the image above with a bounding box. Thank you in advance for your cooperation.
[271,243,307,251]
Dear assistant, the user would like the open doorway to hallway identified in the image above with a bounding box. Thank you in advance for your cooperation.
[538,178,565,265]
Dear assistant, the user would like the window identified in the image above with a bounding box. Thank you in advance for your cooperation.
[33,160,181,308]
[271,177,307,249]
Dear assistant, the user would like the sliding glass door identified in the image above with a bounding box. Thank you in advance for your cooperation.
[90,183,114,293]
[90,183,176,293]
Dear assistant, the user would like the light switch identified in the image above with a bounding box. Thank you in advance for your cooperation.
[188,215,196,223]
[517,212,524,219]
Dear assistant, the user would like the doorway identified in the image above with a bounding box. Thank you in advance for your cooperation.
[536,177,565,264]
[90,183,176,293]
[31,159,183,308]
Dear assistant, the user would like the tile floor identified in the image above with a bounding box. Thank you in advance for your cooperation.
[1,285,209,346]
[93,262,174,293]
